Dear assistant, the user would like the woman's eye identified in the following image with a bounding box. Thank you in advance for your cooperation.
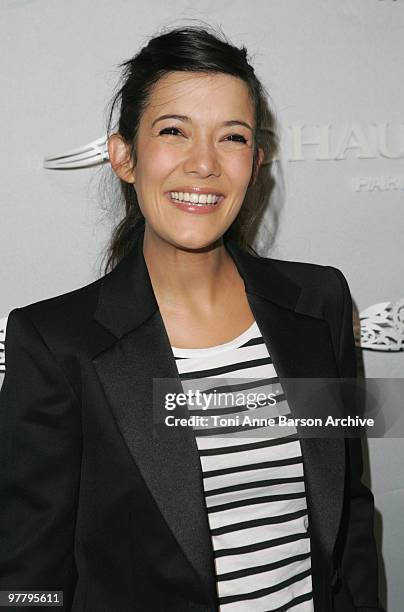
[225,134,248,144]
[159,127,182,136]
[158,128,248,144]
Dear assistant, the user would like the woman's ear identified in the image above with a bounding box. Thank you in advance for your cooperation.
[107,134,136,183]
[250,147,265,186]
[257,147,265,173]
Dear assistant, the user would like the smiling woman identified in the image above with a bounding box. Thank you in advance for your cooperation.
[108,71,261,252]
[101,26,277,277]
[0,22,384,612]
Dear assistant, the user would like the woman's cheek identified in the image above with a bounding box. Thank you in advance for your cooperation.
[224,150,254,183]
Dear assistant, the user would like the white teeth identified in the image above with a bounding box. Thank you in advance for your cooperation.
[169,191,221,205]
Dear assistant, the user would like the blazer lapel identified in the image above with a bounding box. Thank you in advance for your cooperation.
[92,312,218,605]
[243,293,346,560]
[92,223,345,607]
[92,225,218,606]
[225,241,346,562]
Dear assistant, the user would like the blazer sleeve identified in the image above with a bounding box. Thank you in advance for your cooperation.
[327,267,385,612]
[0,307,81,611]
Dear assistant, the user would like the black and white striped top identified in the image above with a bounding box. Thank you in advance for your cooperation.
[172,320,314,612]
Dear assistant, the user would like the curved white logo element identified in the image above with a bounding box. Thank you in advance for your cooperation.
[359,298,404,351]
[0,316,7,372]
[44,135,109,169]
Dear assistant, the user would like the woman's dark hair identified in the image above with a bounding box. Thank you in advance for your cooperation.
[102,22,279,273]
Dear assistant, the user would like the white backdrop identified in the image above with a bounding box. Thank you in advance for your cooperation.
[1,1,403,609]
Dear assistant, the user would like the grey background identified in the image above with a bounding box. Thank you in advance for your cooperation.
[0,1,403,609]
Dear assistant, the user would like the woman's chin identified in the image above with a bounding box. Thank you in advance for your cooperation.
[171,232,223,252]
[146,221,225,252]
[153,224,221,252]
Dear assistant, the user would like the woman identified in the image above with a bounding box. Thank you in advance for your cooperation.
[0,25,384,612]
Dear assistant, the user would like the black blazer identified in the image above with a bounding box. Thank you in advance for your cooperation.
[0,224,384,612]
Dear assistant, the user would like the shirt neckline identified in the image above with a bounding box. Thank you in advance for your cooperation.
[172,320,259,357]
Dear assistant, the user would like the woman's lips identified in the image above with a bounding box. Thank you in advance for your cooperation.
[164,193,225,214]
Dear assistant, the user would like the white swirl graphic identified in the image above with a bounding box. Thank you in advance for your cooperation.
[359,298,404,351]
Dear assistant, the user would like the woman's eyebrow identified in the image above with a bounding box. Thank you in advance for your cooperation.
[151,114,252,131]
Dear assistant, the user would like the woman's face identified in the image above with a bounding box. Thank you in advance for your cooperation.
[110,71,264,250]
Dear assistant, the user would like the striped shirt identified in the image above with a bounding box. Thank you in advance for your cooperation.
[172,320,314,612]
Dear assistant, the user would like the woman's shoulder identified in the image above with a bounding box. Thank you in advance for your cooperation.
[5,274,106,350]
[253,251,349,297]
[248,252,353,328]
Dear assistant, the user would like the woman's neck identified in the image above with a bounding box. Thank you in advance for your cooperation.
[142,226,242,316]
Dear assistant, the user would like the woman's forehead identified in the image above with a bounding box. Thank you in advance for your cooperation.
[145,72,253,119]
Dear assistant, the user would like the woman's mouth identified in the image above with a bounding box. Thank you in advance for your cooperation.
[164,191,225,214]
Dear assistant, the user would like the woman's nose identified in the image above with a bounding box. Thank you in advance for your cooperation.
[183,138,220,177]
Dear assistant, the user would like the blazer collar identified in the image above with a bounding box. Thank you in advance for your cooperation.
[95,222,302,338]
